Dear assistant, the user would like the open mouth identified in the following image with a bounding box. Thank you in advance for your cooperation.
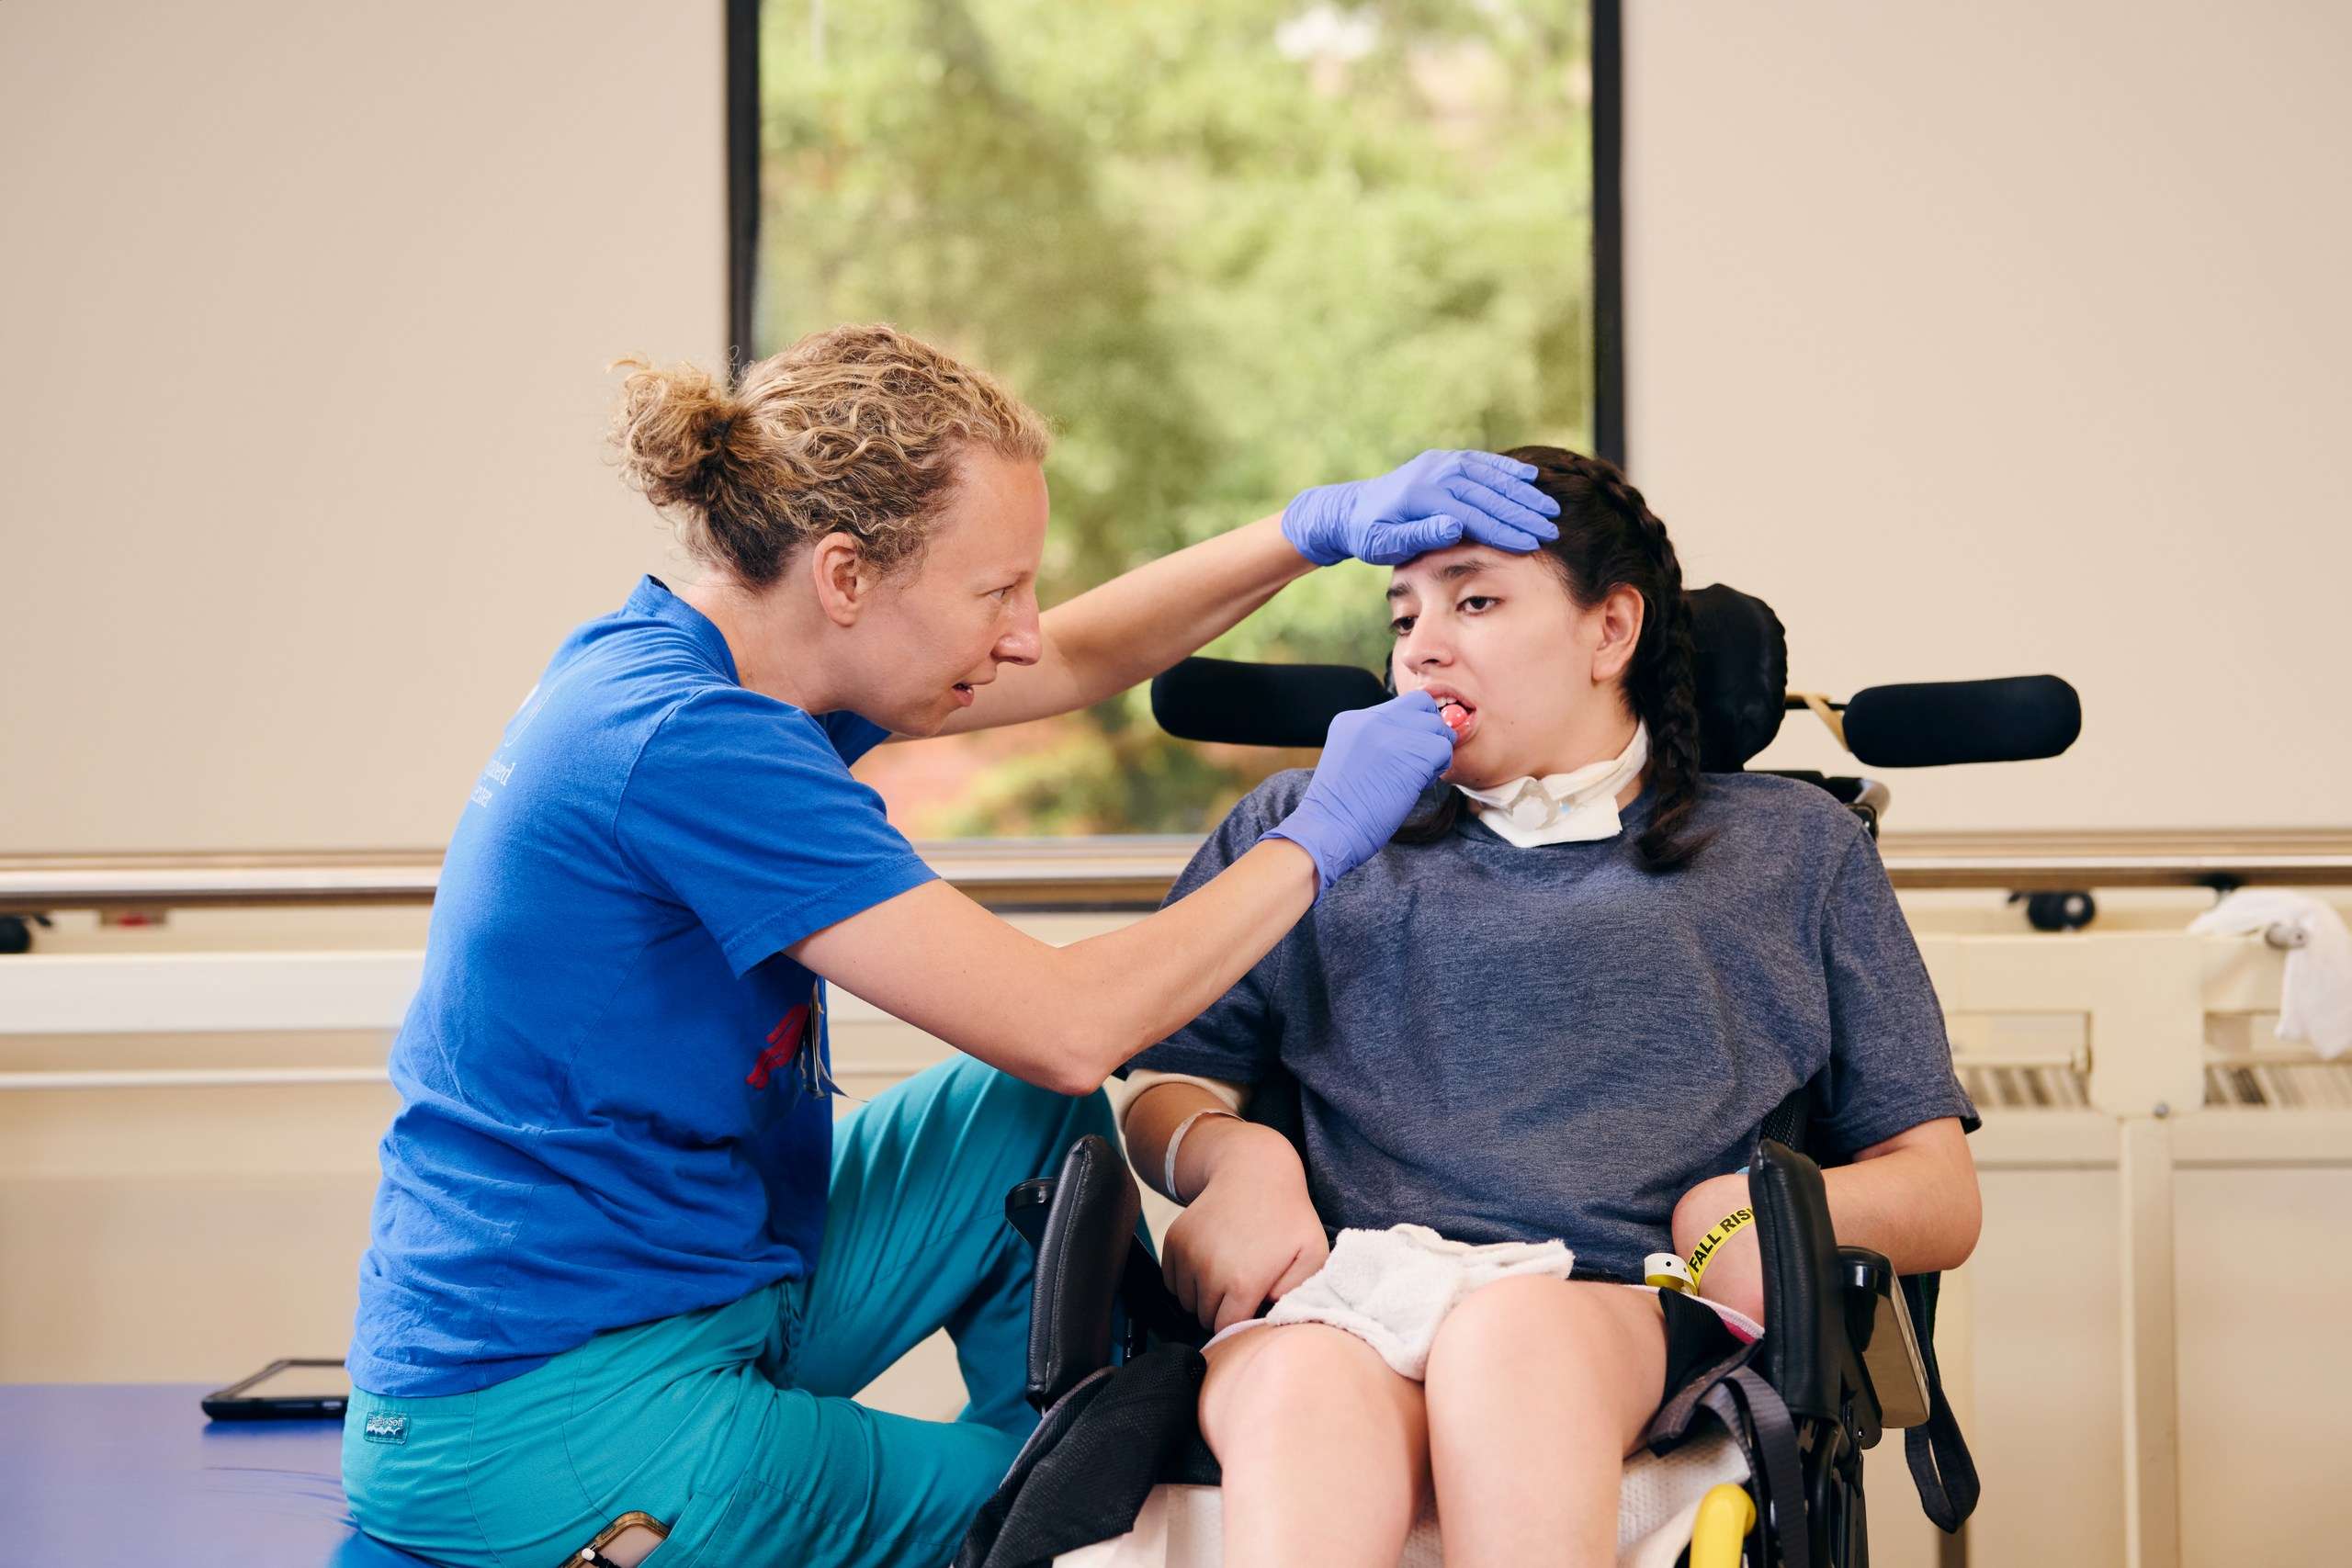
[1428,692,1478,741]
[952,682,977,706]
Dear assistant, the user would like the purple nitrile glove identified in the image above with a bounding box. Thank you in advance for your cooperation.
[1281,449,1562,567]
[1261,693,1457,895]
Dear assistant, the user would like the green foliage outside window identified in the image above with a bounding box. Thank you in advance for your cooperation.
[758,0,1594,835]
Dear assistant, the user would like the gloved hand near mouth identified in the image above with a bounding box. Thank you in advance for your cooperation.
[1261,692,1458,895]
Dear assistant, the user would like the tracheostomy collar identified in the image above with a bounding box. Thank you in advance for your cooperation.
[1455,722,1648,848]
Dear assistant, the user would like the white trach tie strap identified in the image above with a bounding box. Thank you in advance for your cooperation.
[1454,722,1649,848]
[1164,1108,1242,1204]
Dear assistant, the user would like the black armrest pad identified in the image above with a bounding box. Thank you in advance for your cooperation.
[1753,1137,1855,1422]
[1021,1134,1142,1410]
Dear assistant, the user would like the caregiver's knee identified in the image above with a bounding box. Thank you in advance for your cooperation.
[937,1052,1116,1144]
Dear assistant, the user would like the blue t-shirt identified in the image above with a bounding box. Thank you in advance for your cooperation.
[350,577,934,1396]
[1127,771,1976,1285]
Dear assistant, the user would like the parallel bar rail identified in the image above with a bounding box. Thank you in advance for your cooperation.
[6,830,2348,914]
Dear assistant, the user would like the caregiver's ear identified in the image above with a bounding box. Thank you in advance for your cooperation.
[1589,583,1646,682]
[808,531,876,627]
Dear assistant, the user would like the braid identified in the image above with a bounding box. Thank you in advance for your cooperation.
[1387,446,1711,871]
[1579,457,1712,871]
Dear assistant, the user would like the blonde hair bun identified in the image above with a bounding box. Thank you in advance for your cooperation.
[611,356,737,513]
[609,324,1049,585]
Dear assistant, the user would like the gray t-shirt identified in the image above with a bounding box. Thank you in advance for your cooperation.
[1127,771,1976,1284]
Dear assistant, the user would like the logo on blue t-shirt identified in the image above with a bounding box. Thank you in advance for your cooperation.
[746,1005,809,1090]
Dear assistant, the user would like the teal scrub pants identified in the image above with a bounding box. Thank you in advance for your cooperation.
[344,1055,1118,1568]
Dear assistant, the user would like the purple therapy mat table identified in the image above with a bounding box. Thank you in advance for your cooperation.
[6,1384,431,1567]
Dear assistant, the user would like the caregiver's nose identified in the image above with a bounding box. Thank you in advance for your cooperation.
[998,592,1043,666]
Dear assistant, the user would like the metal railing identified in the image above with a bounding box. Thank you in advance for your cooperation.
[6,829,2348,916]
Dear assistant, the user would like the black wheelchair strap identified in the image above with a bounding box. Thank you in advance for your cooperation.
[1902,1275,1982,1532]
[1642,1340,1752,1454]
[1699,1369,1809,1568]
[1642,1339,1810,1568]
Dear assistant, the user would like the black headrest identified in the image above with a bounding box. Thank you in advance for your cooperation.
[1150,582,1790,771]
[1687,583,1789,772]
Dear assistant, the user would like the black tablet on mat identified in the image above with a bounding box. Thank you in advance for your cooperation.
[201,1358,349,1421]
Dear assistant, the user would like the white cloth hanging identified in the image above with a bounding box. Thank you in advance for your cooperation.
[2190,889,2352,1060]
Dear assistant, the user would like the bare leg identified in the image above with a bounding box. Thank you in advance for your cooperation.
[1198,1323,1431,1568]
[1422,1279,1668,1568]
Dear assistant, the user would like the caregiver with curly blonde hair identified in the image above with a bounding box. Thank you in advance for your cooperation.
[342,321,1563,1568]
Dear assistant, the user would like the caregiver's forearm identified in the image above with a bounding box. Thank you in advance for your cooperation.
[792,837,1319,1097]
[1050,837,1319,1084]
[941,513,1312,733]
[1046,513,1311,705]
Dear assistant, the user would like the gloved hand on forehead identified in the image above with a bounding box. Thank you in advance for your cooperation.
[1282,448,1561,568]
[1261,692,1457,896]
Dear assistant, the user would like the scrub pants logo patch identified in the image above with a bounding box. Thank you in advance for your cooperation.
[363,1412,408,1445]
[746,1005,809,1089]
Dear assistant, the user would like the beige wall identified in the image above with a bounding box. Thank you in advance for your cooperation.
[9,4,2347,854]
[0,1,722,853]
[8,11,2350,1565]
[1624,1,2352,832]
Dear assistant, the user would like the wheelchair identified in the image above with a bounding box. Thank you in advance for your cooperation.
[956,584,2079,1568]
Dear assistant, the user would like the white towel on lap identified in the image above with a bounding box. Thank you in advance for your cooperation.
[1213,1223,1575,1380]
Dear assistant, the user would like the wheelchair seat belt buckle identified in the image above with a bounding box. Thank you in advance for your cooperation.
[558,1511,669,1568]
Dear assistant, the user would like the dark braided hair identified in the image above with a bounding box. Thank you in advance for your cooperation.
[1393,446,1713,873]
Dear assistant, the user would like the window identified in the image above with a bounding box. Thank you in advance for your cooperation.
[737,0,1616,835]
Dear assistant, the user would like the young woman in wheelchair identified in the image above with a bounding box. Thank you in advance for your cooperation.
[1118,446,1983,1568]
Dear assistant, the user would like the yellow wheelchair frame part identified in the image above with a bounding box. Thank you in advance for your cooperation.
[1688,1482,1758,1568]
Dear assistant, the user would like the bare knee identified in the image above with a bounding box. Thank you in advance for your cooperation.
[1424,1280,1664,1452]
[1203,1325,1419,1448]
[1201,1325,1429,1480]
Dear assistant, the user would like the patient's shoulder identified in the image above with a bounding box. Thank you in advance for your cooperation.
[1194,768,1315,853]
[1693,772,1871,857]
[1242,766,1316,807]
[1700,769,1857,812]
[1222,768,1314,830]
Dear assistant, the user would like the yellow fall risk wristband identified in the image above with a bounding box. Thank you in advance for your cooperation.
[1685,1204,1755,1291]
